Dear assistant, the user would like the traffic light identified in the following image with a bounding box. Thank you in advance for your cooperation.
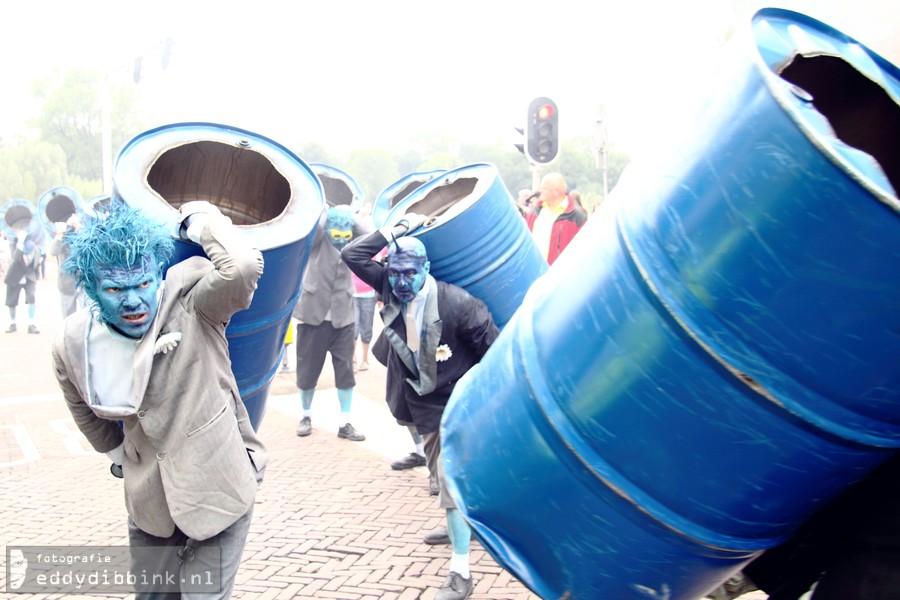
[525,97,558,164]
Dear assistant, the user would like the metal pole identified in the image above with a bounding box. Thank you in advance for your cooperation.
[101,80,112,195]
[595,104,609,202]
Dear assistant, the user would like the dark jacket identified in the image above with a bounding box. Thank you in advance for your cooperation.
[525,195,587,264]
[4,240,39,285]
[342,230,498,433]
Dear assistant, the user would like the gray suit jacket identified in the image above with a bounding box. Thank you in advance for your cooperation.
[292,212,370,328]
[52,217,267,541]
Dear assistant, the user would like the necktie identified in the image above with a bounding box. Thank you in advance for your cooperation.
[405,299,420,354]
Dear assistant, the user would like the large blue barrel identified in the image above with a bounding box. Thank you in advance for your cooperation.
[37,186,86,236]
[113,122,324,429]
[0,199,41,239]
[442,8,900,599]
[383,163,547,329]
[372,169,445,228]
[309,163,366,211]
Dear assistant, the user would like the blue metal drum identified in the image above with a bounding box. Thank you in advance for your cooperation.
[442,8,900,599]
[114,122,324,429]
[372,169,445,228]
[382,163,547,329]
[37,186,85,236]
[309,163,366,211]
[0,199,41,239]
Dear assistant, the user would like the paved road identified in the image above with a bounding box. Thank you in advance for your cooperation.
[0,262,767,599]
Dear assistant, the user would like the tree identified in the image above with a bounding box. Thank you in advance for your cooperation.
[31,68,144,182]
[345,149,400,203]
[0,140,69,204]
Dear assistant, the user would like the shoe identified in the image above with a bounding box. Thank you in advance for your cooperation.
[391,452,426,470]
[296,416,312,437]
[429,474,440,496]
[423,526,450,545]
[435,571,474,600]
[337,423,365,441]
[358,361,369,371]
[705,573,758,600]
[5,324,16,333]
[27,324,39,334]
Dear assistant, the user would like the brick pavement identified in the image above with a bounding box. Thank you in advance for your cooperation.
[0,264,768,600]
[0,267,540,600]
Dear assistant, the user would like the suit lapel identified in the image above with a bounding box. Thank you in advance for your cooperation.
[132,283,169,406]
[381,301,419,376]
[414,287,441,396]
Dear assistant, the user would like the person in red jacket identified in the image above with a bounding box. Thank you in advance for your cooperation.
[525,172,587,265]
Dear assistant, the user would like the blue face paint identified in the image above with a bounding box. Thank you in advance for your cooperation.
[325,206,355,249]
[92,259,163,339]
[387,254,429,303]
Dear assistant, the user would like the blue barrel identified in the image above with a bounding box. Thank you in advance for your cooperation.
[372,169,445,228]
[442,8,900,599]
[0,199,41,239]
[309,163,366,212]
[383,163,547,329]
[37,186,85,236]
[113,122,324,429]
[84,194,112,220]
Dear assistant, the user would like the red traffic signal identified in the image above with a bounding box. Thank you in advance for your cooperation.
[525,97,558,164]
[536,103,555,121]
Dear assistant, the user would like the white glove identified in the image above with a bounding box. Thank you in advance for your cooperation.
[401,212,428,232]
[176,201,227,242]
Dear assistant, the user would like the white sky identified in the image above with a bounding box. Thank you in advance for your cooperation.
[1,0,896,160]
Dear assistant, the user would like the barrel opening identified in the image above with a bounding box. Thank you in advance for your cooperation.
[45,195,77,224]
[4,205,34,230]
[146,140,291,226]
[403,177,478,218]
[779,55,900,193]
[391,181,429,208]
[318,175,354,207]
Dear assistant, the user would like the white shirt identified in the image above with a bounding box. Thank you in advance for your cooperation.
[404,275,435,363]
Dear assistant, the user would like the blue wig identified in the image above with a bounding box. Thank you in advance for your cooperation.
[62,200,175,304]
[325,205,355,231]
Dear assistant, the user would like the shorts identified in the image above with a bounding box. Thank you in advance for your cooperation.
[295,321,356,390]
[5,280,36,307]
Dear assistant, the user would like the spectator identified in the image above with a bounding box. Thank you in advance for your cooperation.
[525,172,587,264]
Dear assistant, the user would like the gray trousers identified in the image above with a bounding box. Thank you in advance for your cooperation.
[422,430,458,511]
[127,506,253,599]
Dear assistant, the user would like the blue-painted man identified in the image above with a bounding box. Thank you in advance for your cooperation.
[342,214,499,600]
[292,205,370,441]
[52,199,266,599]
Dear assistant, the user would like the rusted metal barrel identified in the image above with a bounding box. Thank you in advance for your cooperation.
[442,8,900,599]
[113,122,324,429]
[309,163,365,211]
[383,163,547,328]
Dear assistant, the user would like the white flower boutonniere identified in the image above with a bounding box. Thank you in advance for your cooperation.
[154,332,183,355]
[436,344,453,362]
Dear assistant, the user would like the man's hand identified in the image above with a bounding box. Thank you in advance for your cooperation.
[176,201,227,242]
[396,212,428,235]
